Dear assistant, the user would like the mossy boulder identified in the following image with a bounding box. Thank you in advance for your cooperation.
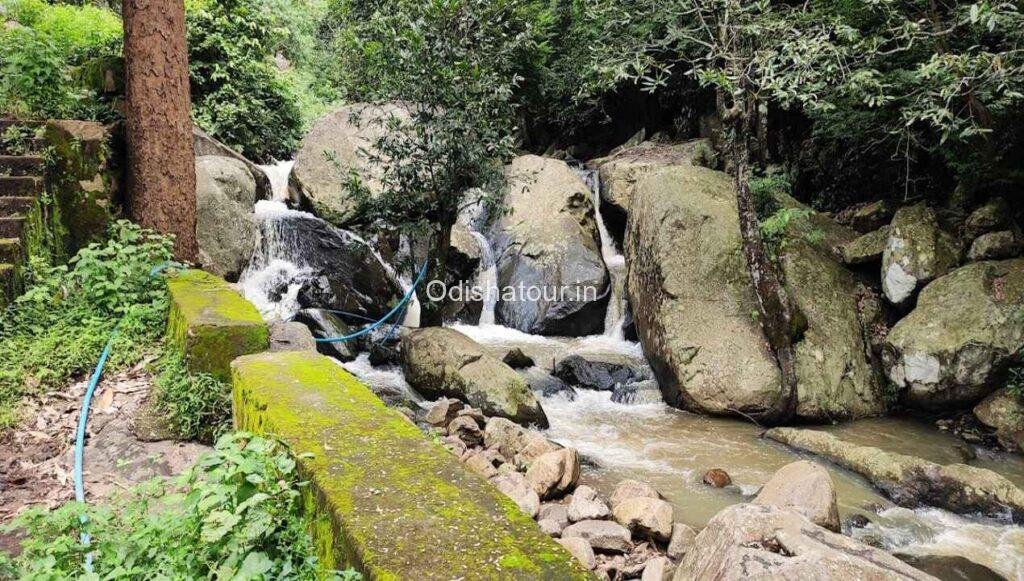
[231,350,590,580]
[624,164,782,417]
[974,387,1024,451]
[881,204,961,305]
[783,241,885,420]
[400,327,549,427]
[842,226,890,265]
[166,269,269,381]
[883,258,1024,410]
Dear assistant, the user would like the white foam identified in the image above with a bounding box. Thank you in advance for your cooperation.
[258,159,294,201]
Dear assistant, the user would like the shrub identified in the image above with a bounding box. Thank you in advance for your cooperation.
[0,221,174,429]
[187,0,304,162]
[0,432,360,580]
[152,352,231,443]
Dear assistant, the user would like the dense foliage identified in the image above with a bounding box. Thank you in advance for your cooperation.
[0,432,359,580]
[0,221,174,429]
[0,0,122,120]
[152,351,231,443]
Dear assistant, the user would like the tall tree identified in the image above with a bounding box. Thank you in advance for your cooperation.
[122,0,197,260]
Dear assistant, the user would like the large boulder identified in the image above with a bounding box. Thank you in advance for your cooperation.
[766,427,1024,522]
[400,327,548,427]
[289,103,410,226]
[248,206,403,320]
[553,355,648,391]
[753,460,840,532]
[881,204,961,305]
[973,387,1024,451]
[883,259,1024,410]
[192,126,272,201]
[624,163,782,416]
[782,241,886,420]
[674,503,934,580]
[195,156,258,281]
[491,155,610,336]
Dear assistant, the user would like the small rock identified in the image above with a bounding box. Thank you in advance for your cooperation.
[702,468,732,488]
[753,460,841,532]
[492,472,540,518]
[480,447,507,467]
[844,514,871,529]
[562,520,632,553]
[440,435,467,457]
[609,479,660,509]
[666,523,696,559]
[526,448,580,500]
[968,230,1021,261]
[426,398,464,427]
[447,415,483,447]
[836,200,893,233]
[483,417,528,458]
[462,451,497,479]
[268,321,316,352]
[557,537,596,570]
[841,226,890,265]
[612,497,673,542]
[641,556,675,581]
[568,485,611,522]
[538,518,564,536]
[539,503,570,528]
[514,433,562,470]
[965,198,1012,238]
[502,347,535,369]
[456,406,488,425]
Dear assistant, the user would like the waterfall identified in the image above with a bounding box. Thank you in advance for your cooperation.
[260,159,295,202]
[576,168,628,338]
[470,230,498,325]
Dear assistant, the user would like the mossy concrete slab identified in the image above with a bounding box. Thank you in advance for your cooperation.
[167,269,268,381]
[231,351,592,580]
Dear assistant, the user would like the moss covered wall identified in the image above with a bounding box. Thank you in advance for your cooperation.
[231,350,592,580]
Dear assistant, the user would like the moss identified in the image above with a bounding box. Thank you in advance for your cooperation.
[167,269,268,381]
[232,351,593,580]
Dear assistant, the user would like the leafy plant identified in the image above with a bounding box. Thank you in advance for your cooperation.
[0,432,360,580]
[152,352,231,443]
[0,221,174,429]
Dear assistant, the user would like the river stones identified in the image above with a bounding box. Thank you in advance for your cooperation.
[624,162,783,417]
[195,155,258,281]
[526,448,581,499]
[609,479,660,509]
[557,537,597,570]
[568,485,611,522]
[753,460,840,532]
[562,520,632,553]
[425,398,463,427]
[766,427,1024,522]
[490,155,610,336]
[289,102,409,226]
[973,388,1024,451]
[881,203,961,305]
[701,469,731,488]
[612,497,674,542]
[291,309,357,362]
[553,355,648,391]
[538,503,571,536]
[400,327,548,427]
[883,258,1024,410]
[491,471,540,518]
[641,556,675,581]
[674,503,934,580]
[666,523,696,560]
[268,321,316,352]
[447,415,483,448]
[502,348,535,369]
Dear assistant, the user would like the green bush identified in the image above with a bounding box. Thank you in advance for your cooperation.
[152,352,231,443]
[187,0,304,162]
[0,221,174,429]
[0,432,360,580]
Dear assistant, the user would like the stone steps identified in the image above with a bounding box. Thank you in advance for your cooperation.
[0,155,44,176]
[0,238,20,264]
[0,176,43,197]
[0,197,34,215]
[0,263,14,307]
[0,217,24,239]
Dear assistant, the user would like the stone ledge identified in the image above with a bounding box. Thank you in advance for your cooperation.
[167,269,268,380]
[231,350,592,580]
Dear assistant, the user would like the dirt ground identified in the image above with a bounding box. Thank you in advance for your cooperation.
[0,360,209,557]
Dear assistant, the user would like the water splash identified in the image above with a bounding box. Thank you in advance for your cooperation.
[258,159,295,201]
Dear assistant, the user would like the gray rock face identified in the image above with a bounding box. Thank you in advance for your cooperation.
[766,427,1024,522]
[291,308,357,362]
[195,156,258,281]
[611,496,674,542]
[884,259,1024,410]
[192,127,272,201]
[753,460,840,532]
[268,321,316,352]
[400,327,549,427]
[562,520,632,553]
[491,155,610,336]
[625,163,783,417]
[567,485,611,522]
[881,204,961,305]
[289,103,410,226]
[674,503,935,580]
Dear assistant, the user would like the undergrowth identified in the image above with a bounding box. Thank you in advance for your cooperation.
[0,432,360,580]
[0,221,173,430]
[153,352,232,443]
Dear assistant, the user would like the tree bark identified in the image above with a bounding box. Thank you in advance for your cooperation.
[122,0,197,261]
[727,94,801,425]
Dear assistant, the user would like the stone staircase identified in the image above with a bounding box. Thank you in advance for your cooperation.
[0,119,46,306]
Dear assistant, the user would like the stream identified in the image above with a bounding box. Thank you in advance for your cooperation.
[249,160,1024,579]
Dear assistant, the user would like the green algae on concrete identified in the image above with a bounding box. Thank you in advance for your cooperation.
[167,269,268,381]
[231,350,593,580]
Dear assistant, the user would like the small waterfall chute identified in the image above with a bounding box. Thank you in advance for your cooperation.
[469,230,498,325]
[575,167,628,339]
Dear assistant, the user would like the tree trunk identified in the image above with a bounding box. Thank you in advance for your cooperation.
[727,95,801,425]
[122,0,197,261]
[419,220,453,327]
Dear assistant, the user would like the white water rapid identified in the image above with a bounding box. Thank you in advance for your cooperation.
[576,168,628,338]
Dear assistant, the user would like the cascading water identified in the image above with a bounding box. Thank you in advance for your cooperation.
[260,159,294,202]
[469,230,498,325]
[575,168,628,339]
